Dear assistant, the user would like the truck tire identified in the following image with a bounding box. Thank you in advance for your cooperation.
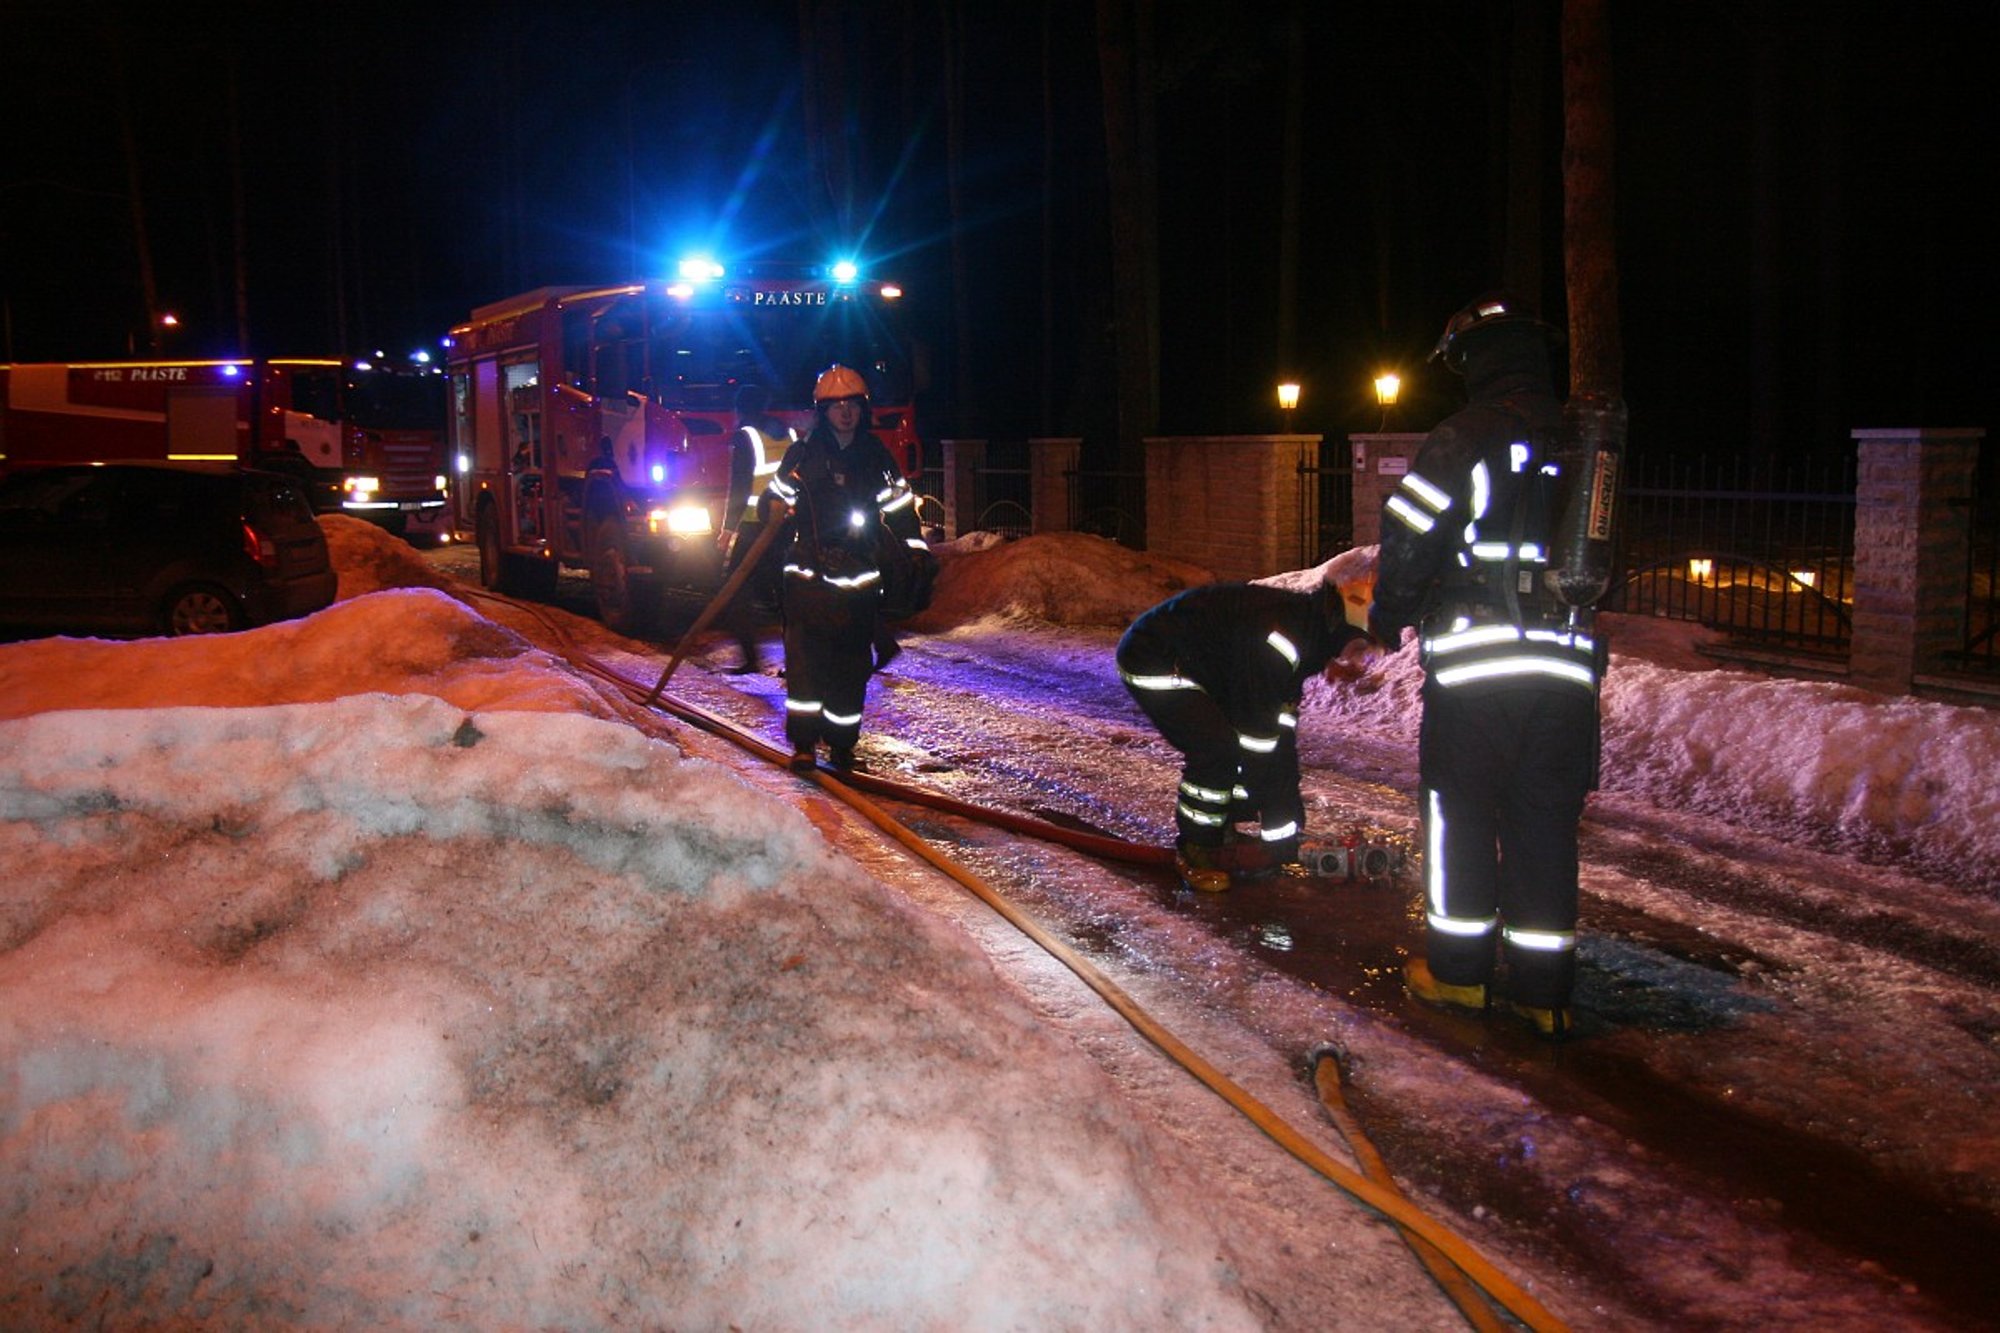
[591,517,652,635]
[162,583,243,636]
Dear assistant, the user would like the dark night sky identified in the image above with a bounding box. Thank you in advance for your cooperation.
[2,1,1991,464]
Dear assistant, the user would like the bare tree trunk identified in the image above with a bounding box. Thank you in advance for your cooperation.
[798,0,855,239]
[1561,0,1621,400]
[1040,1,1056,433]
[108,34,161,355]
[1093,0,1159,474]
[226,54,251,353]
[941,0,977,429]
[1276,0,1303,387]
[1504,0,1549,301]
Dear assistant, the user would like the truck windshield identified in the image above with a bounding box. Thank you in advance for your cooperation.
[643,297,914,413]
[345,373,447,431]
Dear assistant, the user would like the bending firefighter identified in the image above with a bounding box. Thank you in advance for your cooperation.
[1371,291,1605,1038]
[765,364,920,772]
[1118,580,1370,891]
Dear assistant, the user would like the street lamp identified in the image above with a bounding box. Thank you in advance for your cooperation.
[1276,381,1300,434]
[1373,372,1400,430]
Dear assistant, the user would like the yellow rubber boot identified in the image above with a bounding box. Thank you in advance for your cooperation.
[1403,958,1488,1014]
[1174,842,1232,893]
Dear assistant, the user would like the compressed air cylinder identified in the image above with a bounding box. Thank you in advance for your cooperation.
[1547,390,1627,609]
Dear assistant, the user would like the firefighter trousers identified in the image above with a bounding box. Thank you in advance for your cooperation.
[781,572,878,757]
[1121,673,1303,850]
[1417,685,1598,1008]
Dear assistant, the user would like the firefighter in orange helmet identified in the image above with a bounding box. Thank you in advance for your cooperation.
[764,365,918,771]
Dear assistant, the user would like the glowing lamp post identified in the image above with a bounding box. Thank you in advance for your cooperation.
[1373,372,1401,429]
[1276,381,1300,434]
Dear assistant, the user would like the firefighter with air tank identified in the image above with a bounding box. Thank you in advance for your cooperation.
[1372,291,1621,1040]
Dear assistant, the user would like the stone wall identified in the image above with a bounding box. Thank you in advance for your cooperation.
[1028,438,1080,535]
[1142,435,1318,582]
[1849,427,1984,695]
[1346,432,1427,549]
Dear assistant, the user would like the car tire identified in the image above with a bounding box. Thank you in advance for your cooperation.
[162,583,243,636]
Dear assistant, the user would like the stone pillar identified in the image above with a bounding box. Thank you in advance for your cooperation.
[940,438,986,541]
[1346,432,1427,549]
[1848,427,1983,695]
[1028,437,1081,534]
[1143,434,1319,581]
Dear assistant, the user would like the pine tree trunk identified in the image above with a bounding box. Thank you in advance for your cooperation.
[1094,0,1159,475]
[1561,0,1622,400]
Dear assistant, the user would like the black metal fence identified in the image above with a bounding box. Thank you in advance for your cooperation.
[1298,448,1355,569]
[1964,437,2000,671]
[1603,452,1857,654]
[1066,468,1146,548]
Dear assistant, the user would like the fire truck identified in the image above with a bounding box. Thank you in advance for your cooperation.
[446,258,925,633]
[0,356,452,542]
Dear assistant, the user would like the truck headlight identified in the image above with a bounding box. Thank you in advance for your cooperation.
[648,503,713,537]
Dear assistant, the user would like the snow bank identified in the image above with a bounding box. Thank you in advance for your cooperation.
[0,614,1263,1327]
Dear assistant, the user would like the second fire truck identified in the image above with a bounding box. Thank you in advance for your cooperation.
[0,356,452,542]
[445,258,926,633]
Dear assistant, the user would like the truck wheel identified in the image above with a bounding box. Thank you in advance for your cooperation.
[162,583,243,636]
[591,518,651,635]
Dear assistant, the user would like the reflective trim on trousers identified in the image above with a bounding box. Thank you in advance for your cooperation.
[1179,778,1233,805]
[1504,925,1576,953]
[1121,668,1202,692]
[1424,786,1496,938]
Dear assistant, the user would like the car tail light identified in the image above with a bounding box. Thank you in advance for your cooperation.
[242,519,279,571]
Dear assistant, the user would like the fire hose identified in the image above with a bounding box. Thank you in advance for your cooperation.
[618,675,1566,1331]
[474,588,1568,1330]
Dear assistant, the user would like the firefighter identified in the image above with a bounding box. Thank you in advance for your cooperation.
[1117,580,1371,891]
[765,364,915,771]
[1371,291,1604,1039]
[715,384,792,674]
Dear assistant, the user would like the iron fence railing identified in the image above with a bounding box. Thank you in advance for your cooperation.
[1066,468,1146,548]
[1604,452,1857,653]
[1961,437,2000,671]
[1297,449,1355,569]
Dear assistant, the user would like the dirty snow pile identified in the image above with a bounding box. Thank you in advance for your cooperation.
[0,576,1265,1328]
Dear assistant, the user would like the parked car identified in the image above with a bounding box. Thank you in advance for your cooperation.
[0,462,338,637]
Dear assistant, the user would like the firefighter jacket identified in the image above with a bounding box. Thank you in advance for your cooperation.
[1371,357,1599,697]
[723,416,791,538]
[1119,582,1366,797]
[767,425,914,590]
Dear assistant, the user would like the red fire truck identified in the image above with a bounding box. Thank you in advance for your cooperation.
[0,356,451,542]
[446,258,925,632]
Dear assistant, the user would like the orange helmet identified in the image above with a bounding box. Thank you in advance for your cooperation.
[812,364,869,403]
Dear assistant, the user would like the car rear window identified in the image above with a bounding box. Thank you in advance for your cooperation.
[244,474,319,525]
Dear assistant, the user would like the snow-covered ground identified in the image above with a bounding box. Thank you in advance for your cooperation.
[2,518,1995,1328]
